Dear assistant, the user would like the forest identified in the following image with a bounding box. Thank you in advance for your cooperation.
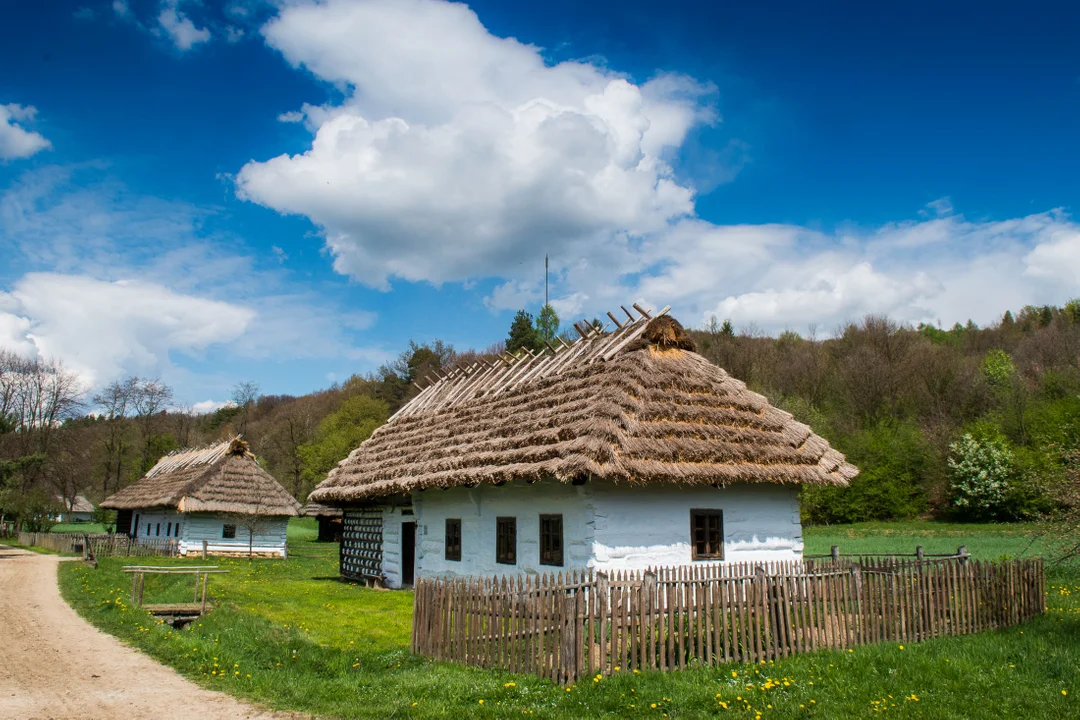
[2,301,1079,530]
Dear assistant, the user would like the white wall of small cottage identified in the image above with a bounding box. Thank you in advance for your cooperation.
[381,479,802,588]
[128,510,289,557]
[410,481,593,586]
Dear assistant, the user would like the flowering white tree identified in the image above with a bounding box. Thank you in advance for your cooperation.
[948,433,1013,519]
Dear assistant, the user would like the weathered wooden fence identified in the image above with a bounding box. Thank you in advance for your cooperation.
[412,558,1044,683]
[17,531,178,558]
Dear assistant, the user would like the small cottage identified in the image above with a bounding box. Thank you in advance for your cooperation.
[300,501,343,542]
[100,437,301,557]
[55,494,95,523]
[309,305,858,588]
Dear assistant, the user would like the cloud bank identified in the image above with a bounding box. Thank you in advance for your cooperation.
[237,0,1080,335]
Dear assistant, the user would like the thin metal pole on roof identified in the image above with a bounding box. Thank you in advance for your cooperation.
[545,254,548,308]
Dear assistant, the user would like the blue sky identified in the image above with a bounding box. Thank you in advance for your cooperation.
[2,0,1079,408]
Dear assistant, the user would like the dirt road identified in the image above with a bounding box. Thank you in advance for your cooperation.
[0,545,303,720]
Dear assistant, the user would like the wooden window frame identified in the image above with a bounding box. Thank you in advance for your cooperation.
[689,509,724,560]
[495,516,516,565]
[222,523,237,539]
[539,514,564,567]
[445,518,462,561]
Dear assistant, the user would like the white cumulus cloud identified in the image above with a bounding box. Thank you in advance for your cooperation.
[237,0,711,290]
[157,1,212,51]
[0,274,255,387]
[0,104,51,161]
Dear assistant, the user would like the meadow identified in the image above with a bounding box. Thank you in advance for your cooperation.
[56,519,1078,719]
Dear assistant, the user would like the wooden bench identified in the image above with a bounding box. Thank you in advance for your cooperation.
[123,565,229,616]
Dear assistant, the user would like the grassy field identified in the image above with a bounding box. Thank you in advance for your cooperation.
[57,519,1078,719]
[50,522,110,534]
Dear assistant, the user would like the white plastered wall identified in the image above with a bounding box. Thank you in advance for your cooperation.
[411,481,593,585]
[128,510,288,556]
[589,482,803,570]
[402,479,802,584]
[179,513,289,557]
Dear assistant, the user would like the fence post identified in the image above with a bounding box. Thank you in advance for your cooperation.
[850,563,864,646]
[562,591,577,683]
[915,545,924,562]
[597,571,609,673]
[202,540,208,559]
[831,545,840,562]
[957,546,968,565]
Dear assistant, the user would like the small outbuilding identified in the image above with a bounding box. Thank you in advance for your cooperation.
[300,501,343,542]
[55,494,95,523]
[100,437,301,557]
[309,305,858,588]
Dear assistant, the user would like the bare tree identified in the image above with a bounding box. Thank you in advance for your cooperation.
[231,381,260,436]
[93,377,138,495]
[132,378,173,474]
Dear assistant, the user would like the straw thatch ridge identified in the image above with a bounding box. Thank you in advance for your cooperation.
[100,436,301,516]
[301,501,343,518]
[310,310,858,504]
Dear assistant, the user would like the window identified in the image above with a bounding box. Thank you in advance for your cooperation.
[539,514,564,566]
[174,523,181,538]
[167,522,172,537]
[222,523,237,539]
[147,523,151,536]
[155,523,161,537]
[133,515,140,537]
[445,518,462,561]
[690,509,724,560]
[495,517,516,565]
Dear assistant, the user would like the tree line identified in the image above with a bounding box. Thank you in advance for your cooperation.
[2,301,1078,531]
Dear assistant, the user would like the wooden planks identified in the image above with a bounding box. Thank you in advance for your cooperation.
[409,557,1045,684]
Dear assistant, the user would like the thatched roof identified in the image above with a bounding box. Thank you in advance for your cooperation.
[300,501,343,518]
[58,495,94,513]
[310,306,858,505]
[100,437,301,516]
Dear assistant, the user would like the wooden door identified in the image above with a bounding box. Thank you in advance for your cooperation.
[402,522,417,586]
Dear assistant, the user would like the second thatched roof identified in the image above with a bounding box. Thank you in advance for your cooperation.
[100,437,301,516]
[310,306,858,505]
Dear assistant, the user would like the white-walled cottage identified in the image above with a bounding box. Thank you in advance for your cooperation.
[309,306,858,588]
[101,437,300,557]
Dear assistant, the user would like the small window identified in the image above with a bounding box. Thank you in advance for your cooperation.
[147,523,151,536]
[174,522,181,538]
[495,517,516,565]
[155,523,161,536]
[690,509,724,560]
[222,523,237,539]
[445,518,462,561]
[133,515,140,537]
[167,522,172,537]
[539,514,564,566]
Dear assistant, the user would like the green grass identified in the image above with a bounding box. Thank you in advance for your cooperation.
[50,522,110,534]
[59,519,1079,719]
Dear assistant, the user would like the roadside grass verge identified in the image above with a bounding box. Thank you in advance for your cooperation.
[59,521,1078,719]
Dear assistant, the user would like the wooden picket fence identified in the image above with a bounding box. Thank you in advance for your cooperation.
[411,557,1044,683]
[17,531,178,558]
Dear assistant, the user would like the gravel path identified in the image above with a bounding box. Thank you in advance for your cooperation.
[0,544,304,719]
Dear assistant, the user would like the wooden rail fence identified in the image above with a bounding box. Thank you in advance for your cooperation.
[17,531,178,558]
[412,558,1044,683]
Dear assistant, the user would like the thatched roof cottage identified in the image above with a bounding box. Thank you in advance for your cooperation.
[54,494,95,523]
[310,305,857,588]
[101,437,301,557]
[300,501,343,542]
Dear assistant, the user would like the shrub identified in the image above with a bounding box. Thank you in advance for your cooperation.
[947,433,1013,520]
